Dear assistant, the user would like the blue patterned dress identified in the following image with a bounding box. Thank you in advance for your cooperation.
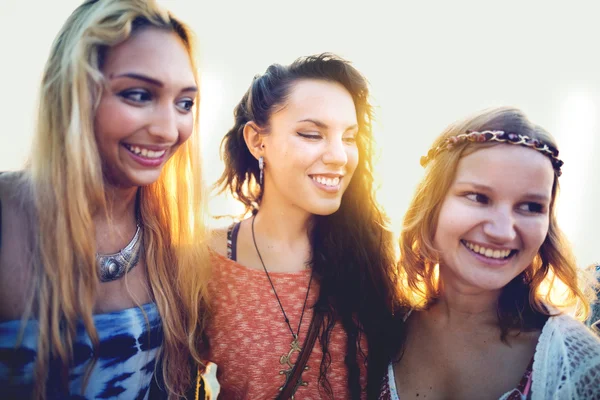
[0,302,162,399]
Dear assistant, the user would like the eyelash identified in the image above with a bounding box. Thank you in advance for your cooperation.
[465,192,489,204]
[296,132,357,143]
[519,202,544,214]
[118,90,194,112]
[119,89,151,103]
[297,132,320,139]
[464,192,545,214]
[176,99,195,112]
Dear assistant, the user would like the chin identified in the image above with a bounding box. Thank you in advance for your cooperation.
[306,199,343,216]
[121,170,164,188]
[465,273,518,292]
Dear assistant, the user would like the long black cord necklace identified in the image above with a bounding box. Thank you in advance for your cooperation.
[251,214,314,395]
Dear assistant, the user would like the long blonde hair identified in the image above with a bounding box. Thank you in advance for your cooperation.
[400,107,592,336]
[24,0,209,397]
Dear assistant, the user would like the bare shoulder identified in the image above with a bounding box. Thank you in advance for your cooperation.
[0,170,27,199]
[0,171,33,245]
[0,171,36,320]
[209,226,229,257]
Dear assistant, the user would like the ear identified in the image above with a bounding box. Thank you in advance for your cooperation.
[243,121,265,160]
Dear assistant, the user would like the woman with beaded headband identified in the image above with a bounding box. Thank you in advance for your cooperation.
[0,0,214,398]
[379,107,600,399]
[207,53,404,399]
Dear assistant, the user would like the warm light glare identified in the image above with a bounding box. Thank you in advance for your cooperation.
[554,90,598,268]
[0,0,598,269]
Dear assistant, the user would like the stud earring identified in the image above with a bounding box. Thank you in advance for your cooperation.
[258,156,264,185]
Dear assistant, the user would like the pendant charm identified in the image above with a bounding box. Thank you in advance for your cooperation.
[279,336,308,398]
[97,224,143,282]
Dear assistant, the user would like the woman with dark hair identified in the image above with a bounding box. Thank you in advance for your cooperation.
[380,107,600,399]
[206,53,403,399]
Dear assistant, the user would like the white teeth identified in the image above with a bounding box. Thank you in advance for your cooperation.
[464,240,512,259]
[312,176,341,187]
[125,145,166,159]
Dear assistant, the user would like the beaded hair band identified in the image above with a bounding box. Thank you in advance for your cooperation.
[419,130,564,176]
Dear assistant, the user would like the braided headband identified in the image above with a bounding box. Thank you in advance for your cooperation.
[420,130,564,176]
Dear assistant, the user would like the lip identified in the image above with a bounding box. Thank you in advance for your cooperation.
[309,173,344,179]
[123,143,171,151]
[461,240,517,266]
[310,175,342,193]
[462,239,515,252]
[122,144,167,167]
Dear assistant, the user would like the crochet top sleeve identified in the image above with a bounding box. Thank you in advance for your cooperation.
[532,312,600,399]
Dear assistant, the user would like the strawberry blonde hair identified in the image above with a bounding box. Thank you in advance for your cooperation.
[400,107,593,338]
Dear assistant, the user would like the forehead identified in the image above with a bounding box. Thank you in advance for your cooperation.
[454,144,555,196]
[101,27,195,85]
[272,79,357,126]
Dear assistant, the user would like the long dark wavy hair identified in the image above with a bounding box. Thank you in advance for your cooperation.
[216,53,405,399]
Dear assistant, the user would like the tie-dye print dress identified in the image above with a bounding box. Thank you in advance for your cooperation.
[0,302,162,399]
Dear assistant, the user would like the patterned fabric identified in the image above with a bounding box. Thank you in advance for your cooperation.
[206,250,368,399]
[504,358,533,400]
[530,312,600,399]
[0,302,162,399]
[587,265,600,334]
[379,359,533,400]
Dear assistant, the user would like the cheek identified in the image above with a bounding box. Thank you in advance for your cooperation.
[95,98,143,142]
[177,115,194,144]
[523,218,550,251]
[347,146,359,173]
[437,200,467,233]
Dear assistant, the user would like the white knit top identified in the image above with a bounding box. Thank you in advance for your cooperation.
[529,312,600,399]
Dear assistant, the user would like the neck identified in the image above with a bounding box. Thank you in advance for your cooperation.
[254,191,312,245]
[93,183,139,253]
[97,183,139,224]
[430,269,501,327]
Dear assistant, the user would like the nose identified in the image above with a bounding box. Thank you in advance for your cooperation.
[147,103,179,143]
[483,206,517,243]
[322,136,348,166]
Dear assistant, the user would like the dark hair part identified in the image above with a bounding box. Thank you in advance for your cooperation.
[216,53,405,399]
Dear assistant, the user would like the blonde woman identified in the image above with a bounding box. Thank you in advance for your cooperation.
[380,107,600,399]
[0,0,210,398]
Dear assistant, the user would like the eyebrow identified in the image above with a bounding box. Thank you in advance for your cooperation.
[111,73,198,92]
[297,118,358,132]
[455,181,550,203]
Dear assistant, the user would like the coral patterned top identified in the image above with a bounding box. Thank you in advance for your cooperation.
[205,247,367,399]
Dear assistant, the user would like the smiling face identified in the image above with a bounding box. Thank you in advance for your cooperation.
[433,144,555,292]
[260,79,360,216]
[94,27,197,187]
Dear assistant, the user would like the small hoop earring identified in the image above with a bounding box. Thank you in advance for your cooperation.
[258,156,264,186]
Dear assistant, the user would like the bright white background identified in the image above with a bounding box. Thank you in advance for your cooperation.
[0,0,598,267]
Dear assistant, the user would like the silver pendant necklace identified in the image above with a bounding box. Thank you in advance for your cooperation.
[96,223,143,282]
